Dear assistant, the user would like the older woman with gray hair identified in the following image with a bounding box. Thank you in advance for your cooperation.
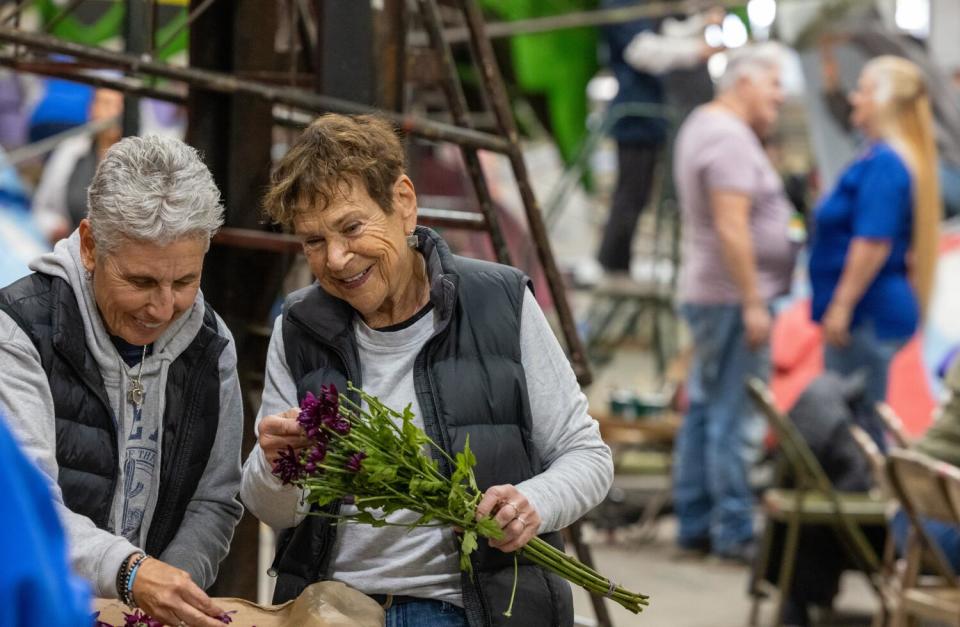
[0,135,243,627]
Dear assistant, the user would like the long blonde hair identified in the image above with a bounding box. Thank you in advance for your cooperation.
[864,55,941,315]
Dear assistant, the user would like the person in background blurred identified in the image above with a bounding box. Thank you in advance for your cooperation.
[0,411,91,626]
[592,0,721,283]
[27,76,92,145]
[671,42,798,563]
[32,88,122,243]
[809,56,940,440]
[820,40,960,218]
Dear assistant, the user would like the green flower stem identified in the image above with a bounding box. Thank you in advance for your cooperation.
[339,422,449,485]
[504,553,518,618]
[518,539,648,612]
[343,390,458,469]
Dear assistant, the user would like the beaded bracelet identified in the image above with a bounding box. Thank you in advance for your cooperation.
[117,552,147,607]
[126,555,149,607]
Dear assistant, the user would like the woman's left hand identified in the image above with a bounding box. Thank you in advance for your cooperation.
[823,301,853,347]
[475,484,541,553]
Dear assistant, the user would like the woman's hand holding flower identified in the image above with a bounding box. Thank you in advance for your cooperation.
[476,484,541,553]
[258,408,310,464]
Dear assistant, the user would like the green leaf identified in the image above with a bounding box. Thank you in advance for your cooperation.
[477,516,504,540]
[459,530,478,575]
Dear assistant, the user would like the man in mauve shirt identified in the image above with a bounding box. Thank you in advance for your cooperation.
[671,42,799,562]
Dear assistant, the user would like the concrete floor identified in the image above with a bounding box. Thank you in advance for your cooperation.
[568,517,878,627]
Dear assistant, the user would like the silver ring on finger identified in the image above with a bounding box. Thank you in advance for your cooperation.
[515,515,527,531]
[502,501,519,518]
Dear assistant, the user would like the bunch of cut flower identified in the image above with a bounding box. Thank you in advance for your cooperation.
[272,383,649,616]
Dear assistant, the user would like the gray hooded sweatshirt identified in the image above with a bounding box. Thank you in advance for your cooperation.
[0,232,244,597]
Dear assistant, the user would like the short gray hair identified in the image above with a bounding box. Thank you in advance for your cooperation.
[87,134,224,253]
[717,42,787,92]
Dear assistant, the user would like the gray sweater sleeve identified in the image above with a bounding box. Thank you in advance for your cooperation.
[239,314,307,530]
[157,315,245,588]
[514,289,614,532]
[0,311,138,598]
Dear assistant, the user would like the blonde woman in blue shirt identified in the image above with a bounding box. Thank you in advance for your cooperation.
[810,56,941,432]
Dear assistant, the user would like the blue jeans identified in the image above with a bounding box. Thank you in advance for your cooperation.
[385,599,467,627]
[823,321,906,445]
[890,509,960,573]
[673,303,770,554]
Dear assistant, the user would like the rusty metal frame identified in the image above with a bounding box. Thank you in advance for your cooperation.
[155,0,217,55]
[456,0,591,384]
[1,0,35,27]
[0,0,592,384]
[0,25,512,153]
[44,0,89,33]
[417,0,511,266]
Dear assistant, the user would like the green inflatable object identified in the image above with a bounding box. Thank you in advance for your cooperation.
[482,0,598,163]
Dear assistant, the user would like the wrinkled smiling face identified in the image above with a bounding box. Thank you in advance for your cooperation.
[79,219,205,345]
[293,176,418,321]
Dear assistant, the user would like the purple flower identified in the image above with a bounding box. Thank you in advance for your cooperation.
[319,383,339,408]
[345,451,367,472]
[309,440,327,463]
[218,610,237,624]
[272,445,304,485]
[298,392,324,440]
[328,416,351,435]
[123,610,163,627]
[299,384,341,440]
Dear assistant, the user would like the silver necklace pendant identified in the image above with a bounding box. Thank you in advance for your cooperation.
[127,344,148,410]
[128,381,145,409]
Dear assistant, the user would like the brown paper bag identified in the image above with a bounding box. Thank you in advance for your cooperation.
[94,581,385,627]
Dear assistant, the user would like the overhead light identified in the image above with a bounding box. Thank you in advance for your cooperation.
[708,52,728,82]
[721,14,749,49]
[895,0,930,37]
[704,24,724,49]
[747,0,777,30]
[587,74,619,103]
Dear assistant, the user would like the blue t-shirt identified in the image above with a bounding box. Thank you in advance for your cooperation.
[809,142,916,339]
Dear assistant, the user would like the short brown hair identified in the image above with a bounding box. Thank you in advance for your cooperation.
[263,113,406,227]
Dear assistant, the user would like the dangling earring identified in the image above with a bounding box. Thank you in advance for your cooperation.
[406,232,418,248]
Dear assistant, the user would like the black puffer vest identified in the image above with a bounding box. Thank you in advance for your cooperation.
[271,227,574,626]
[0,273,227,555]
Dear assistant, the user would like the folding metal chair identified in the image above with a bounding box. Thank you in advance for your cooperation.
[848,423,902,626]
[886,449,960,627]
[747,378,890,626]
[876,402,911,449]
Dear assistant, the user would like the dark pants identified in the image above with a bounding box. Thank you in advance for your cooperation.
[597,141,659,272]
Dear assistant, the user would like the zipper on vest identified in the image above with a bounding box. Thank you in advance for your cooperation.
[414,340,492,627]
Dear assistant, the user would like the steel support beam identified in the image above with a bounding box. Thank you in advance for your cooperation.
[123,0,151,136]
[458,0,591,385]
[0,25,512,153]
[418,0,511,266]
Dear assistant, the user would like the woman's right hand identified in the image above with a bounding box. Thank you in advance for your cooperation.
[258,408,309,464]
[131,558,226,627]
